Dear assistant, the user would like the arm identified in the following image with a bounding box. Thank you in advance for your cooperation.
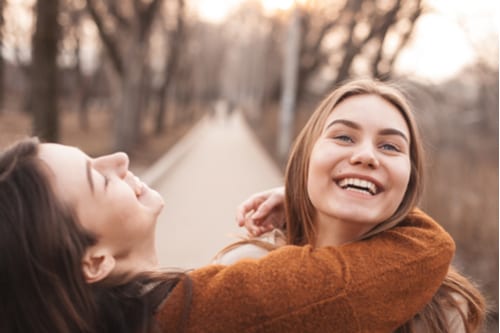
[158,209,455,333]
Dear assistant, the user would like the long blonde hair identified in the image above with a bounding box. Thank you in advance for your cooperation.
[217,79,486,332]
[284,78,486,332]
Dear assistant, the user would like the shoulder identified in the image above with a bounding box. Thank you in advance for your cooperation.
[213,244,271,265]
[212,229,286,265]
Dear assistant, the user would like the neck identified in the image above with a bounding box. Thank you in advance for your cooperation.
[115,252,159,276]
[115,238,159,275]
[314,214,373,247]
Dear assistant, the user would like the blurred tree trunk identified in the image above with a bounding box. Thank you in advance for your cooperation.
[155,0,184,135]
[31,0,60,141]
[117,42,147,151]
[74,34,89,131]
[278,6,301,159]
[86,0,163,152]
[0,0,5,112]
[63,2,90,131]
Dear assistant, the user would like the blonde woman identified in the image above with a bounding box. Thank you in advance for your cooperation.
[224,79,486,333]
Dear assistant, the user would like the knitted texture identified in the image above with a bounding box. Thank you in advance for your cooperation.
[157,209,454,333]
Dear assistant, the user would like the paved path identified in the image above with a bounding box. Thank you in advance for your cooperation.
[142,112,283,269]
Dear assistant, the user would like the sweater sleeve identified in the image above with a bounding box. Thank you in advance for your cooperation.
[156,209,455,333]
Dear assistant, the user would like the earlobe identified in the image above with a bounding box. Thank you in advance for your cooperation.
[82,250,116,283]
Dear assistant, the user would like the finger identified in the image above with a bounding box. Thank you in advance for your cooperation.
[236,194,267,224]
[236,201,257,226]
[247,224,262,237]
[253,195,281,219]
[237,213,248,227]
[252,204,270,220]
[258,224,274,235]
[243,215,258,233]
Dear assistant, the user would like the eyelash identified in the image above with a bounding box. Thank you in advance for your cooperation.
[380,143,400,152]
[333,135,401,152]
[103,174,109,187]
[333,135,353,143]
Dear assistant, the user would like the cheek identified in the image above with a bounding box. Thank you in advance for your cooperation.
[308,143,335,175]
[307,149,323,192]
[307,148,333,208]
[70,192,103,234]
[391,159,412,196]
[109,190,142,221]
[78,190,136,234]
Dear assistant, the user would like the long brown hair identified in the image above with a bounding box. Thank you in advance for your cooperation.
[0,138,188,333]
[284,79,486,332]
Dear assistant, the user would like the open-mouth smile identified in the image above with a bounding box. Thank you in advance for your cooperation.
[336,177,380,195]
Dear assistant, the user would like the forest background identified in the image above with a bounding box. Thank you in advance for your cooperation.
[0,0,498,330]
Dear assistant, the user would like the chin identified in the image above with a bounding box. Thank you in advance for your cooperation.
[335,208,387,226]
[141,190,164,214]
[150,200,164,217]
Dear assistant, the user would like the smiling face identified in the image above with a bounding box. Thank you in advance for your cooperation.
[38,144,164,279]
[307,94,411,245]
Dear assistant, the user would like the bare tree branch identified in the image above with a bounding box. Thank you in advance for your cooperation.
[86,0,124,76]
[108,1,132,30]
[335,0,363,83]
[155,0,185,134]
[138,0,163,39]
[370,0,403,77]
[388,0,423,67]
[133,0,142,17]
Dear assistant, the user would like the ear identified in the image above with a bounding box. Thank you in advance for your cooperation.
[82,249,116,283]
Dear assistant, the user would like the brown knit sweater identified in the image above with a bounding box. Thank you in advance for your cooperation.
[156,209,454,332]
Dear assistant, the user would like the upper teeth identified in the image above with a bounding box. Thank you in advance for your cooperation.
[338,178,378,195]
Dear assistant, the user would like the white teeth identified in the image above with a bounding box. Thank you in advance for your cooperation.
[338,178,378,195]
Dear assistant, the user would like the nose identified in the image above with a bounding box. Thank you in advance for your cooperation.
[93,152,129,178]
[349,143,379,169]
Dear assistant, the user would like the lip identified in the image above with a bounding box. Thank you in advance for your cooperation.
[333,173,385,194]
[136,178,149,198]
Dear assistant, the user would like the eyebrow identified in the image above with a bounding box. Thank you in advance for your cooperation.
[325,119,409,143]
[326,119,360,131]
[379,128,409,143]
[86,160,95,194]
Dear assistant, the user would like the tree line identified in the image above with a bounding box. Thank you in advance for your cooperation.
[2,0,431,153]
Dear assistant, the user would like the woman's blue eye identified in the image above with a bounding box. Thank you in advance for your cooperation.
[381,143,399,152]
[334,135,353,143]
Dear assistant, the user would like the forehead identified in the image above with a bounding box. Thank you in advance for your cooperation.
[38,144,91,197]
[38,143,87,171]
[325,94,409,132]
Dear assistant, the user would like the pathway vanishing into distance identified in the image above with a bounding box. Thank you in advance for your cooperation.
[141,111,283,269]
